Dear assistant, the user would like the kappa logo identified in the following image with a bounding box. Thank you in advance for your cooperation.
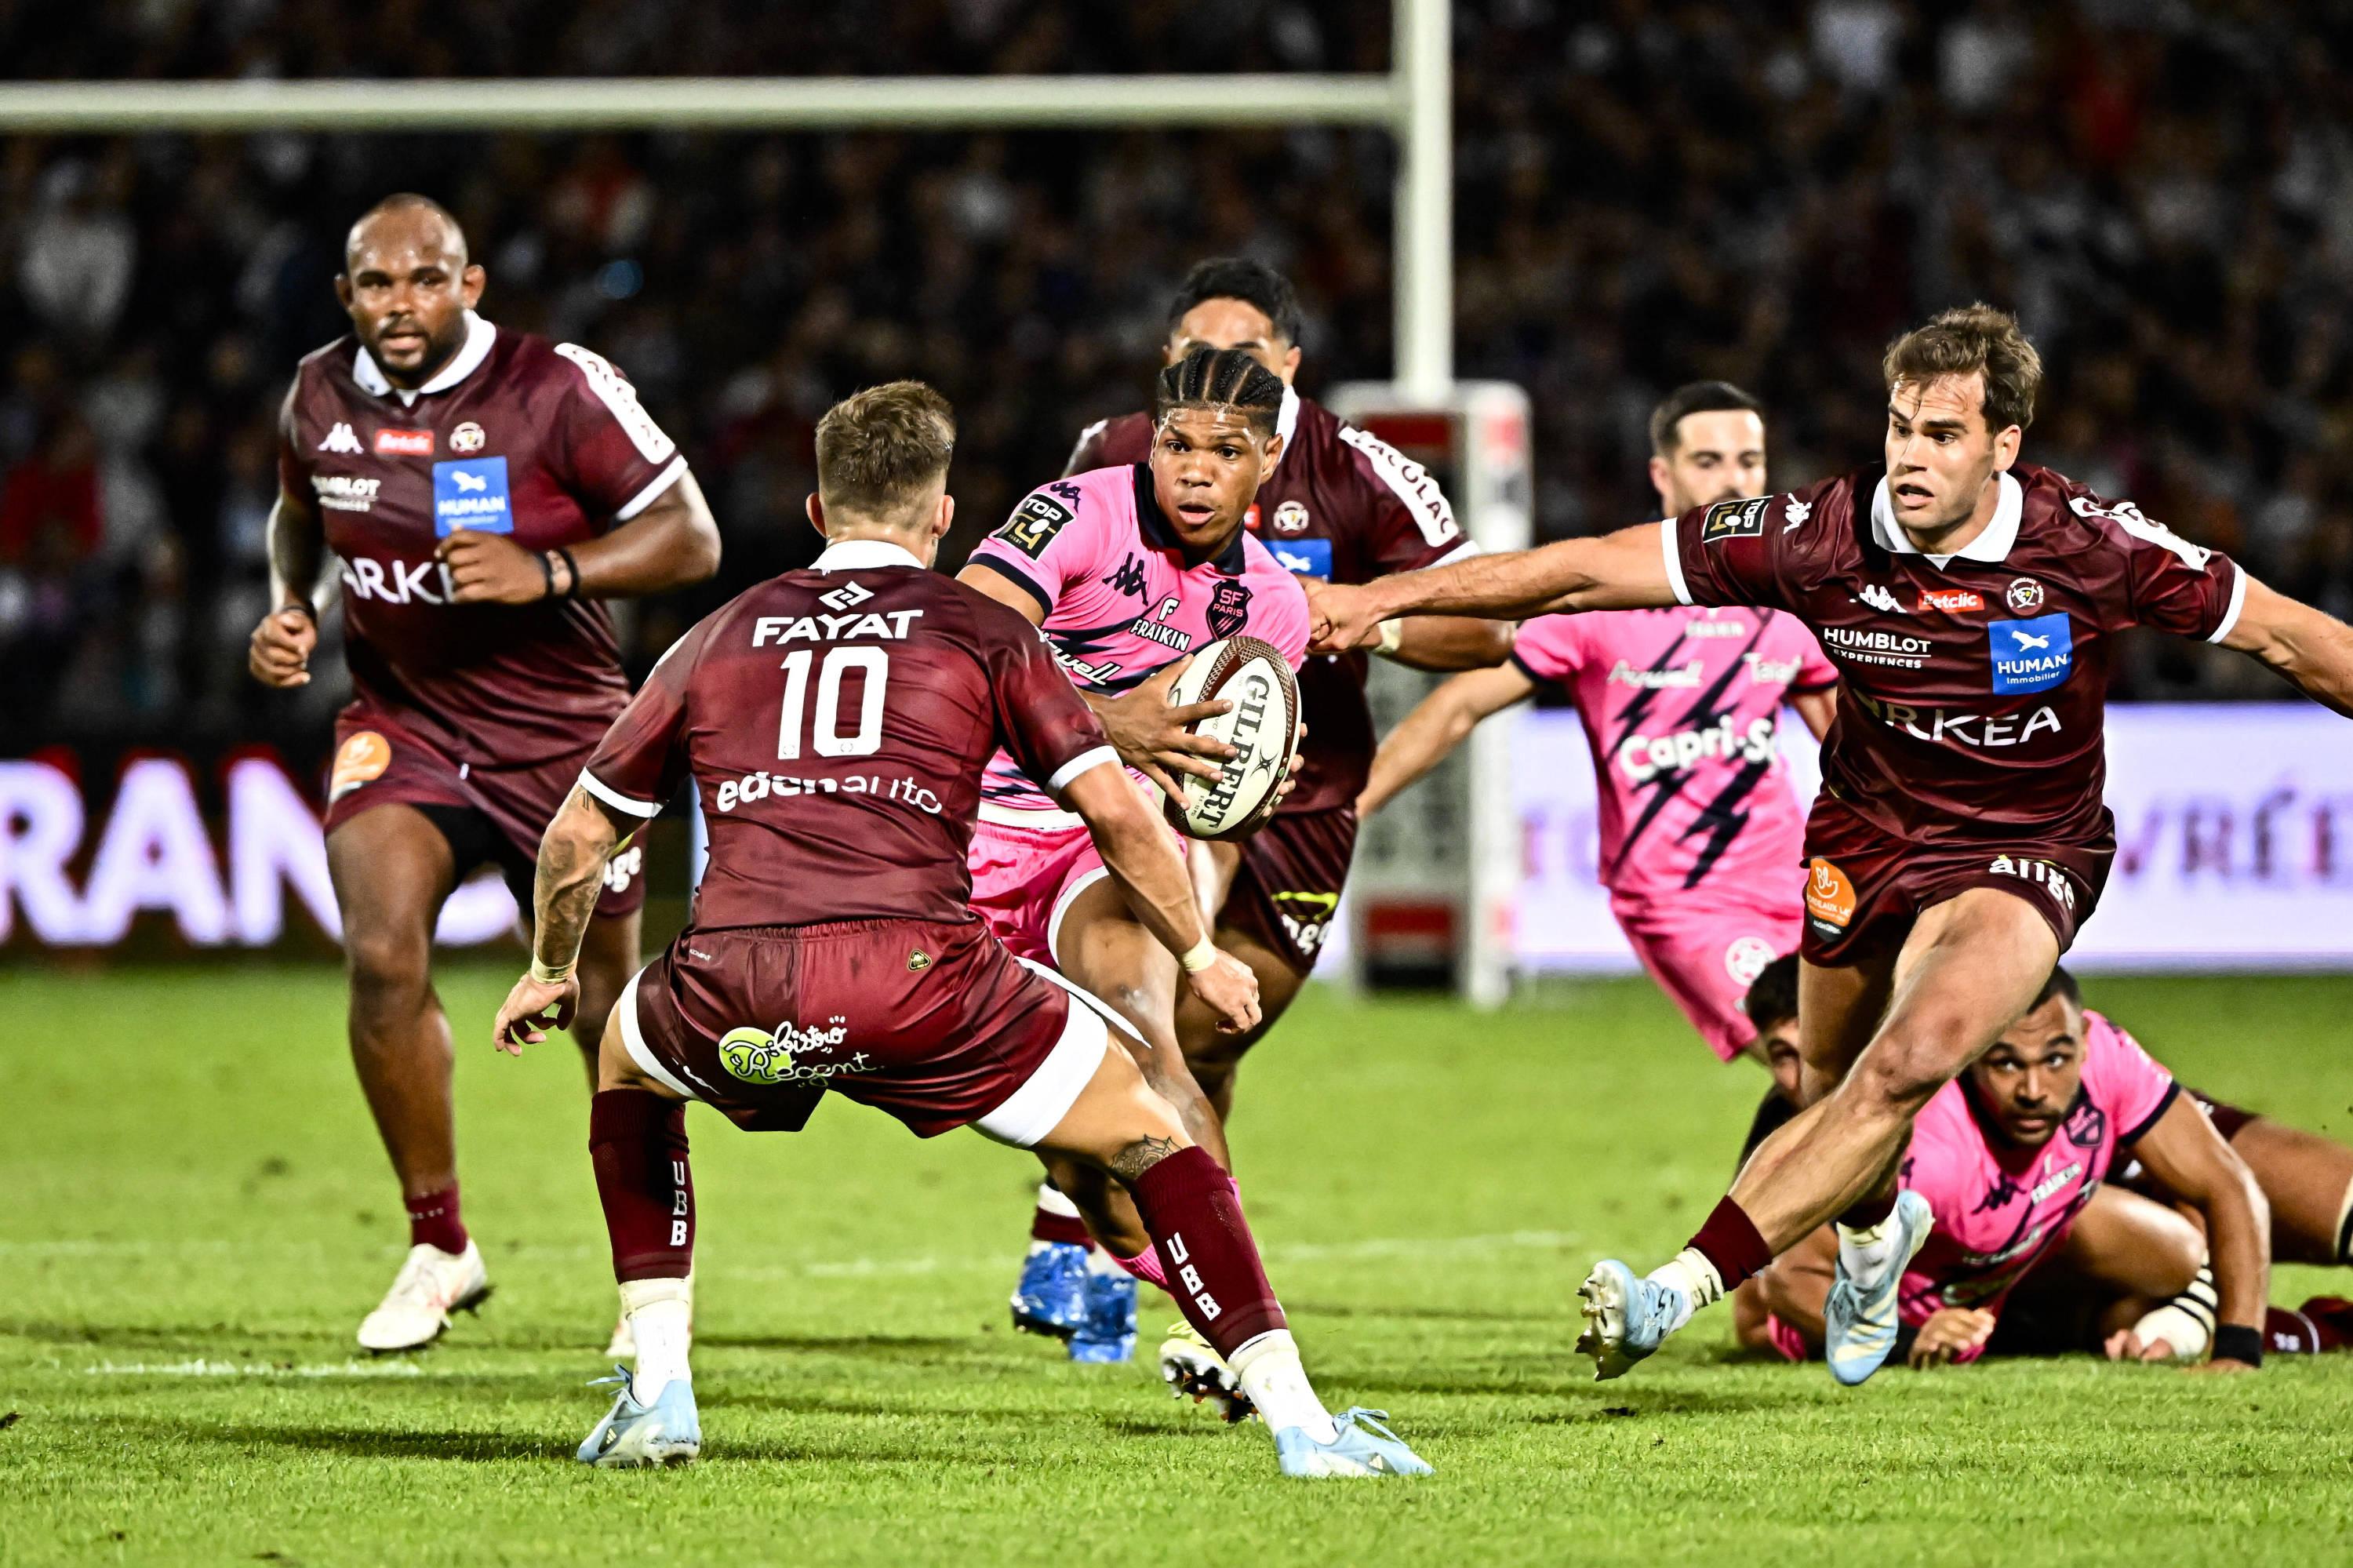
[819,580,874,612]
[1782,497,1813,531]
[450,420,486,453]
[1857,584,1903,613]
[1102,554,1147,598]
[317,421,363,454]
[1272,500,1311,534]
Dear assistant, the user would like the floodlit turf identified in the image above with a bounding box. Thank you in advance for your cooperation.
[5,963,2353,1565]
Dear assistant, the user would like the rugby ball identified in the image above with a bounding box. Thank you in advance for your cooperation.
[1162,636,1300,842]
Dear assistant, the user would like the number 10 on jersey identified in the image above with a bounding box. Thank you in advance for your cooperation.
[776,647,889,760]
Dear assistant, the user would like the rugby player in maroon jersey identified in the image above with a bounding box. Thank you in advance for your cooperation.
[1020,260,1507,1375]
[1310,303,2353,1384]
[249,195,722,1352]
[489,383,1431,1477]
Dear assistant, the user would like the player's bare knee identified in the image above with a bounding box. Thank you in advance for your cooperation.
[342,920,431,1009]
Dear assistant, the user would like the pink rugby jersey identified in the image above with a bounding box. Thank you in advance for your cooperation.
[965,464,1310,815]
[1897,1010,2180,1356]
[1511,606,1835,906]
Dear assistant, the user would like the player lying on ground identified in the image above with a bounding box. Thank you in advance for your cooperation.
[1309,303,2353,1385]
[249,194,721,1352]
[1732,958,2353,1364]
[490,382,1429,1478]
[1024,259,1508,1374]
[1361,382,1835,1068]
[955,344,1319,1364]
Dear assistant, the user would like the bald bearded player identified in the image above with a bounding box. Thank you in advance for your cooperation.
[250,195,722,1352]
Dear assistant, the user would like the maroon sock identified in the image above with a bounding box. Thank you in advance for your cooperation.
[1126,1145,1285,1358]
[1685,1195,1774,1292]
[1030,1206,1096,1249]
[405,1182,467,1256]
[590,1090,693,1282]
[2283,1297,2353,1353]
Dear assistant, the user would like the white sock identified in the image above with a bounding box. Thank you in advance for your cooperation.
[1835,1213,1901,1283]
[1035,1182,1082,1218]
[1231,1330,1337,1443]
[1644,1249,1722,1335]
[620,1277,693,1404]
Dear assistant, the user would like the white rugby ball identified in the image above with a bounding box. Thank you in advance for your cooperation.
[1162,635,1300,842]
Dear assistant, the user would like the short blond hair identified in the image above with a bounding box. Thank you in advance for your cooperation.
[1884,303,2042,435]
[815,381,956,522]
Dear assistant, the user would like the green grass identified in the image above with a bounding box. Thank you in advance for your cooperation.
[5,964,2353,1566]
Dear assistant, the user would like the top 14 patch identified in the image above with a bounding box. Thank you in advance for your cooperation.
[1699,495,1769,543]
[996,492,1075,558]
[433,457,512,536]
[1988,612,2073,694]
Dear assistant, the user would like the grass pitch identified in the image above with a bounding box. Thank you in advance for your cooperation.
[5,962,2352,1566]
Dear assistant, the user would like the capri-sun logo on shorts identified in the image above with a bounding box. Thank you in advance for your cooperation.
[1989,613,2073,694]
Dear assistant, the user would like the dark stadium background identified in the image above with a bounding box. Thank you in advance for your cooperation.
[2,0,2345,773]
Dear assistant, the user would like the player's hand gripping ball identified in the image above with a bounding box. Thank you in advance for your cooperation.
[1160,635,1300,842]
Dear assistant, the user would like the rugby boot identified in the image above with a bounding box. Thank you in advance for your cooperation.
[1010,1242,1091,1338]
[1068,1266,1137,1362]
[1158,1320,1254,1421]
[577,1366,701,1468]
[1576,1257,1686,1381]
[1824,1189,1935,1386]
[1275,1408,1433,1479]
[357,1240,490,1353]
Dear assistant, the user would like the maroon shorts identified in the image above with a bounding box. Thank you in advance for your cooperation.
[322,702,645,918]
[616,916,1111,1143]
[1798,799,2113,967]
[1219,805,1357,975]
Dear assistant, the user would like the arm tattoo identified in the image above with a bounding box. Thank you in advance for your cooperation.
[531,788,618,972]
[1109,1134,1182,1184]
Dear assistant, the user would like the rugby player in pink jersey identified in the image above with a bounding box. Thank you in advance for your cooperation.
[1735,958,2353,1364]
[1032,260,1509,1374]
[1310,304,2353,1386]
[488,382,1428,1478]
[1362,383,1835,1066]
[957,346,1311,1361]
[249,195,722,1352]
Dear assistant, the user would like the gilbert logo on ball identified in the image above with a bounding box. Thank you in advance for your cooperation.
[1162,635,1300,842]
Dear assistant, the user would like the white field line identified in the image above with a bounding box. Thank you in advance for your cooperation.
[79,1359,427,1378]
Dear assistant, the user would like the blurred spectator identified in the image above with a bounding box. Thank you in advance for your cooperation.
[1,0,2348,755]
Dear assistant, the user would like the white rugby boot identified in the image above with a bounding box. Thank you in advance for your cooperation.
[356,1239,490,1352]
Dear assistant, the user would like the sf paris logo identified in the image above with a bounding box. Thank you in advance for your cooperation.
[1207,579,1253,639]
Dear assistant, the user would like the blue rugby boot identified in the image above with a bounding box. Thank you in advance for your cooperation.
[1067,1265,1137,1363]
[576,1366,701,1468]
[1275,1408,1434,1478]
[1010,1242,1090,1339]
[1824,1189,1935,1387]
[1576,1258,1688,1381]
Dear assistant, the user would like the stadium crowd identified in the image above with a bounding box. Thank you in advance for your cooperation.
[2,0,2347,755]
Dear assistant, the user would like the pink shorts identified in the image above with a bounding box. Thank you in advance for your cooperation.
[1612,895,1801,1063]
[969,813,1113,967]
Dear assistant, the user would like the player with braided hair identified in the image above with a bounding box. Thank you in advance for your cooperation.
[957,344,1314,1363]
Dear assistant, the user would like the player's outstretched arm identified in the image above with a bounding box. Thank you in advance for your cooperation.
[1380,613,1517,673]
[440,470,723,606]
[248,487,326,688]
[1358,663,1536,817]
[2122,1096,2271,1370]
[494,784,626,1054]
[2218,578,2353,720]
[1309,523,1676,654]
[1058,762,1261,1036]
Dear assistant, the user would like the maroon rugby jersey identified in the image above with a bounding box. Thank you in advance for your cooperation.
[1069,389,1474,810]
[581,538,1115,930]
[1666,463,2246,846]
[276,312,689,763]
